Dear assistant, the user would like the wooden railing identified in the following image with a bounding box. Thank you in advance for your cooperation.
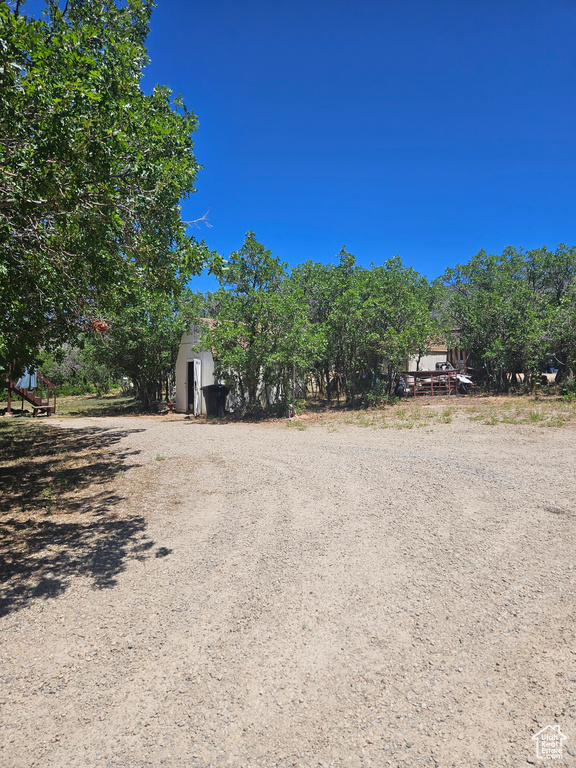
[6,374,57,415]
[36,374,57,413]
[403,369,460,397]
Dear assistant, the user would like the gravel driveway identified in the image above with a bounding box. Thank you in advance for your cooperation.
[1,414,576,767]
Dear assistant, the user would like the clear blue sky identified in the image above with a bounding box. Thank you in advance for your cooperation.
[26,0,576,290]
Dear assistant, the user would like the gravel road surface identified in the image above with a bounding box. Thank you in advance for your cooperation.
[1,414,576,767]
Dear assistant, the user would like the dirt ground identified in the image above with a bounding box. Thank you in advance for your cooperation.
[1,405,576,767]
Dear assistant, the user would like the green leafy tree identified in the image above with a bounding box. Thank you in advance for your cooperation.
[547,288,576,381]
[39,345,84,388]
[288,258,342,398]
[527,245,576,381]
[292,249,435,405]
[202,232,319,409]
[526,244,576,304]
[38,344,98,394]
[0,0,212,375]
[359,257,437,391]
[82,290,200,407]
[443,248,549,390]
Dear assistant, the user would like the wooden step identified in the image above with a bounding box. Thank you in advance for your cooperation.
[32,405,55,417]
[7,374,57,415]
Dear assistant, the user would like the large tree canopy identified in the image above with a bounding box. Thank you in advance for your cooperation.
[291,249,437,404]
[202,232,320,409]
[81,288,200,407]
[442,245,576,390]
[0,0,211,374]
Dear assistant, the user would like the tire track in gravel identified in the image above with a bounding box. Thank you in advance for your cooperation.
[1,417,576,767]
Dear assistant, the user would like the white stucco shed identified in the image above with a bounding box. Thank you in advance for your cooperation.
[174,323,217,415]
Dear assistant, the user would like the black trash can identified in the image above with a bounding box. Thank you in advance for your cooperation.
[200,384,229,416]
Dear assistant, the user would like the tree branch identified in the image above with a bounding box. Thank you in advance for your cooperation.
[184,209,213,229]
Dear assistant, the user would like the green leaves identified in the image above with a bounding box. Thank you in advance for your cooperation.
[82,288,200,407]
[291,250,436,404]
[202,233,317,408]
[0,0,209,375]
[442,245,576,390]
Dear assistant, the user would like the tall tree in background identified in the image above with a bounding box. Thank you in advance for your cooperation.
[292,249,436,404]
[358,257,438,391]
[202,232,319,409]
[527,244,576,382]
[443,248,549,390]
[547,285,576,383]
[288,256,346,398]
[82,290,200,407]
[0,0,211,374]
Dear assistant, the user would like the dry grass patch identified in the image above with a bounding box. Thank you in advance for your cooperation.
[464,396,576,427]
[293,394,576,431]
[0,390,138,419]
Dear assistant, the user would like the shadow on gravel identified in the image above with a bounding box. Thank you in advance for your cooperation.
[64,403,141,417]
[0,421,159,617]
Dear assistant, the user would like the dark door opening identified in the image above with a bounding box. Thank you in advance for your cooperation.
[187,361,195,412]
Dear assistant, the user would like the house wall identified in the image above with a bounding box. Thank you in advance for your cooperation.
[406,352,449,371]
[406,346,467,371]
[175,326,216,414]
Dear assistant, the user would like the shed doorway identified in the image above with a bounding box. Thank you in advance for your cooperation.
[187,359,202,415]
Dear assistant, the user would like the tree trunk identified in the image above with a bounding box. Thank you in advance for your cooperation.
[237,376,245,406]
[555,362,567,384]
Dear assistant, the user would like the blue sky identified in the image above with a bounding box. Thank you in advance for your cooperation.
[25,0,576,290]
